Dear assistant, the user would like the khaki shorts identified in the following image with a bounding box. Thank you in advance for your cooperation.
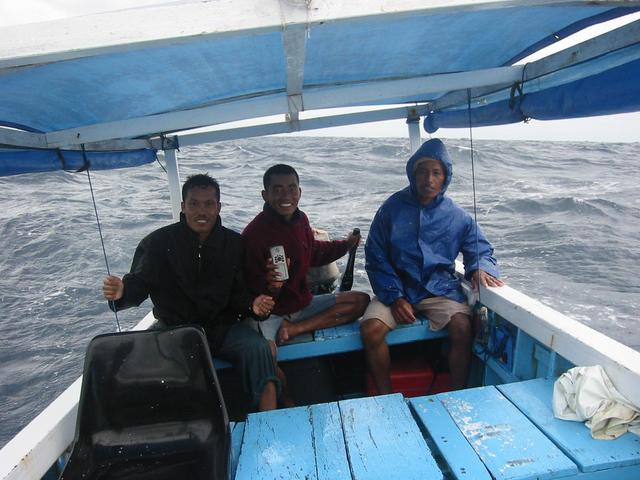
[360,296,470,331]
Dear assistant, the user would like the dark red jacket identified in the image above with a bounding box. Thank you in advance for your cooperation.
[243,205,350,315]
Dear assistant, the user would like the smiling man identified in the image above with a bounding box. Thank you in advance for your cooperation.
[102,173,279,411]
[242,164,369,401]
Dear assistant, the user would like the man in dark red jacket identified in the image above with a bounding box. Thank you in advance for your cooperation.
[243,164,369,348]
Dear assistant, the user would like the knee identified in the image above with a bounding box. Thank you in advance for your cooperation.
[360,318,387,346]
[343,291,370,315]
[243,335,273,362]
[355,292,371,314]
[448,314,472,345]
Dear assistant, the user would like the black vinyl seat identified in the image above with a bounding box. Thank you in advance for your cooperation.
[59,325,229,480]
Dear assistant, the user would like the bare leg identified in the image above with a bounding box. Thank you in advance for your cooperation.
[277,291,370,345]
[360,318,392,394]
[267,339,295,408]
[258,381,277,411]
[447,312,473,390]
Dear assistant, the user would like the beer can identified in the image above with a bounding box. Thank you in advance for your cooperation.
[269,245,289,281]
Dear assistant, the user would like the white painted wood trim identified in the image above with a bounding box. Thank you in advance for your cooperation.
[163,149,182,223]
[0,129,47,149]
[5,0,631,68]
[407,116,422,154]
[454,262,640,406]
[480,284,640,406]
[176,105,429,147]
[42,66,519,148]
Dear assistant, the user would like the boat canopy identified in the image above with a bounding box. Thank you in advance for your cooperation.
[1,0,639,176]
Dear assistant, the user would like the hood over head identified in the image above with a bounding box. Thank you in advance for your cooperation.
[406,138,453,203]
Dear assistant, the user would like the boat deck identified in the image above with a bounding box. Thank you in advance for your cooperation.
[229,377,640,480]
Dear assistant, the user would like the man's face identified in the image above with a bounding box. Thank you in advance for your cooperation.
[262,173,301,221]
[414,158,445,205]
[181,186,220,241]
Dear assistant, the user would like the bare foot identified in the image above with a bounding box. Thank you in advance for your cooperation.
[276,319,294,346]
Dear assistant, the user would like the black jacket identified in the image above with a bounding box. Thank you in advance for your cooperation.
[113,214,254,349]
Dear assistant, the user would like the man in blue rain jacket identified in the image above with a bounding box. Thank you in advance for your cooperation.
[361,138,504,391]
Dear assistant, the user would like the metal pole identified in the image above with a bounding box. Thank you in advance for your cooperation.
[164,149,182,222]
[406,108,421,154]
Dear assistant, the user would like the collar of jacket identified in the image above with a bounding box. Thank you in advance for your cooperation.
[401,186,445,210]
[179,212,223,246]
[262,202,301,225]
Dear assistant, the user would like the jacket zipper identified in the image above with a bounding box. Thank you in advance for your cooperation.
[198,244,202,275]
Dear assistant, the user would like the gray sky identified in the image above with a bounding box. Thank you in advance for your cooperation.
[2,0,638,142]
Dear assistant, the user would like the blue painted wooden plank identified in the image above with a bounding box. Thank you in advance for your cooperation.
[387,321,447,346]
[217,315,446,369]
[338,394,443,480]
[315,320,361,340]
[497,378,640,473]
[228,422,245,480]
[410,396,492,480]
[234,406,317,480]
[438,386,578,480]
[310,402,352,480]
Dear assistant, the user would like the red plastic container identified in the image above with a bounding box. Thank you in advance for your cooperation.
[366,356,451,397]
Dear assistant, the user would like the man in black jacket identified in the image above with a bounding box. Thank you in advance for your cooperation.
[102,173,279,410]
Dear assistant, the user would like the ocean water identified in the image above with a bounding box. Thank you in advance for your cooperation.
[0,137,638,447]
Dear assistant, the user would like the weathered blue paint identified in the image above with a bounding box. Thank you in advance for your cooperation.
[233,394,442,480]
[234,406,316,479]
[410,396,492,480]
[437,386,578,480]
[228,422,245,480]
[215,314,445,369]
[338,394,442,480]
[497,378,640,473]
[309,403,351,480]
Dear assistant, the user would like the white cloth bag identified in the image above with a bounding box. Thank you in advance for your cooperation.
[553,365,640,440]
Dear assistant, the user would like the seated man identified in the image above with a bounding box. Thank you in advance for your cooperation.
[102,173,279,411]
[243,164,370,348]
[361,139,504,392]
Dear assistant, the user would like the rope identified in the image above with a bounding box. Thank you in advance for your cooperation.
[81,144,122,332]
[466,90,482,306]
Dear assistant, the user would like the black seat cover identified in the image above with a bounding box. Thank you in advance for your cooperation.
[59,325,229,479]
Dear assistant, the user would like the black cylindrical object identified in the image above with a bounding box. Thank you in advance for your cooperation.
[339,228,360,292]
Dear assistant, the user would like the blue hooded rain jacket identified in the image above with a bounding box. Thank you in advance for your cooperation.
[365,139,499,306]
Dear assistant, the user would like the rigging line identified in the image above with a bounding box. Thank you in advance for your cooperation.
[466,90,482,306]
[81,144,122,333]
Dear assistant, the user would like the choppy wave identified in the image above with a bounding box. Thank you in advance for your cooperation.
[0,137,638,447]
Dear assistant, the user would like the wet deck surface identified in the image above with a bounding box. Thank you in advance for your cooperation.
[231,378,640,480]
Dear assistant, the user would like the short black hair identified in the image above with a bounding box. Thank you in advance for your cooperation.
[263,164,299,190]
[182,174,220,201]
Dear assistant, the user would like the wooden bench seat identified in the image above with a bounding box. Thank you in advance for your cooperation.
[497,378,640,474]
[411,380,640,480]
[229,378,640,479]
[411,385,579,480]
[214,314,447,369]
[232,394,442,480]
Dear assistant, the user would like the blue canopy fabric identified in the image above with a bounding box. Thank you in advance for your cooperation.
[425,44,640,132]
[0,2,639,176]
[0,149,156,177]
